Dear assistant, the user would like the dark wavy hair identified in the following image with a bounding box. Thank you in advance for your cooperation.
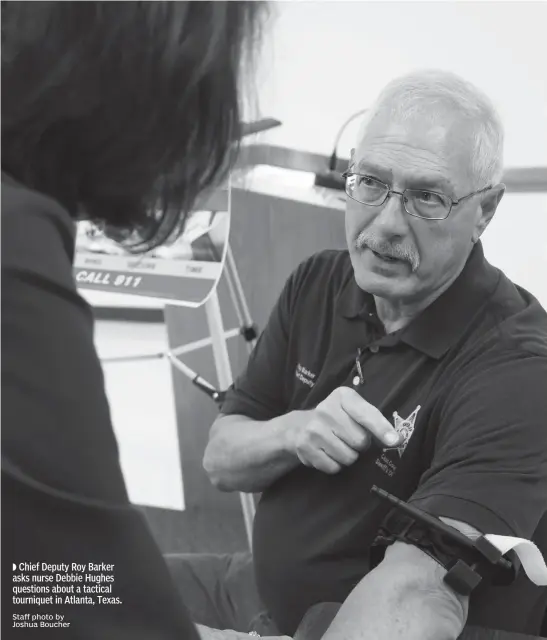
[1,1,267,251]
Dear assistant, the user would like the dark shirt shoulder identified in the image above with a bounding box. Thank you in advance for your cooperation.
[496,280,547,356]
[1,178,199,639]
[2,176,77,286]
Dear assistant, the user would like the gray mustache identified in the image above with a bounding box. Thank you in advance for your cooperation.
[356,232,420,272]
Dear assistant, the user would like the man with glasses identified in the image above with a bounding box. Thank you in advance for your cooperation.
[169,70,547,640]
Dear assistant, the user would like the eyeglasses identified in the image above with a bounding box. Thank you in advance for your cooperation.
[342,171,492,221]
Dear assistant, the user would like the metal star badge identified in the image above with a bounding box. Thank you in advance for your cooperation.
[384,405,421,457]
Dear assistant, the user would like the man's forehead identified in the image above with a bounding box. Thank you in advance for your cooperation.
[357,109,470,154]
[354,112,473,190]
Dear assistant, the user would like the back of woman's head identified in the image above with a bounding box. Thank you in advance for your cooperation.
[2,1,267,250]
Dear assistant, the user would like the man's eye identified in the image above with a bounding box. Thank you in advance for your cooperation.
[358,176,379,187]
[417,191,442,205]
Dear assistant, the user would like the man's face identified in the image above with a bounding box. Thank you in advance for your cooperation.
[345,111,498,303]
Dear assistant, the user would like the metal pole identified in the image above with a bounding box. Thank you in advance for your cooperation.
[225,246,257,353]
[204,290,256,549]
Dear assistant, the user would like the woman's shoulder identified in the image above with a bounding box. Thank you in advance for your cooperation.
[1,174,76,289]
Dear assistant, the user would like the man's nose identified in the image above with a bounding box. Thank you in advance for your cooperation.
[371,191,409,235]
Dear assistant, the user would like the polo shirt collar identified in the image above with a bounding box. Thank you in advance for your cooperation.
[338,242,501,359]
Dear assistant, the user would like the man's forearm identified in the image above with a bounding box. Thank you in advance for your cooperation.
[321,543,467,640]
[203,412,304,492]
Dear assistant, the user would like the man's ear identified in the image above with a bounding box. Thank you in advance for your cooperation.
[473,183,505,242]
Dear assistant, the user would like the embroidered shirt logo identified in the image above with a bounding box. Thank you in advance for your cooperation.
[295,363,316,388]
[384,405,421,458]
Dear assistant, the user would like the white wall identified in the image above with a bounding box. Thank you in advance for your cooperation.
[253,0,547,305]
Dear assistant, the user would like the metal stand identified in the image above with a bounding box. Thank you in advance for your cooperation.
[109,245,258,550]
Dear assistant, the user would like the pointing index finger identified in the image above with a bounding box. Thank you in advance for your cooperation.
[339,387,401,447]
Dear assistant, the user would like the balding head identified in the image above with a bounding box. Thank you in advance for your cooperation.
[357,69,504,189]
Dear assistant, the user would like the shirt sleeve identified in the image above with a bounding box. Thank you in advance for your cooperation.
[409,351,547,539]
[220,258,309,421]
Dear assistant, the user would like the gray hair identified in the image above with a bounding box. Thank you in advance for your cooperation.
[358,69,505,188]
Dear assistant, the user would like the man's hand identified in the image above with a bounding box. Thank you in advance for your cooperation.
[287,387,401,474]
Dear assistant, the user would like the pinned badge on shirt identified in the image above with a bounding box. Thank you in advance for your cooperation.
[384,405,421,458]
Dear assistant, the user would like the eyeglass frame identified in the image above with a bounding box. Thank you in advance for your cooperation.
[341,170,493,221]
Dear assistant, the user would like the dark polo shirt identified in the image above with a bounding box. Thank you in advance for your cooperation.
[221,244,547,636]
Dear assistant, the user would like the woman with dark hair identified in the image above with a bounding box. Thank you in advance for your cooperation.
[1,3,280,639]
